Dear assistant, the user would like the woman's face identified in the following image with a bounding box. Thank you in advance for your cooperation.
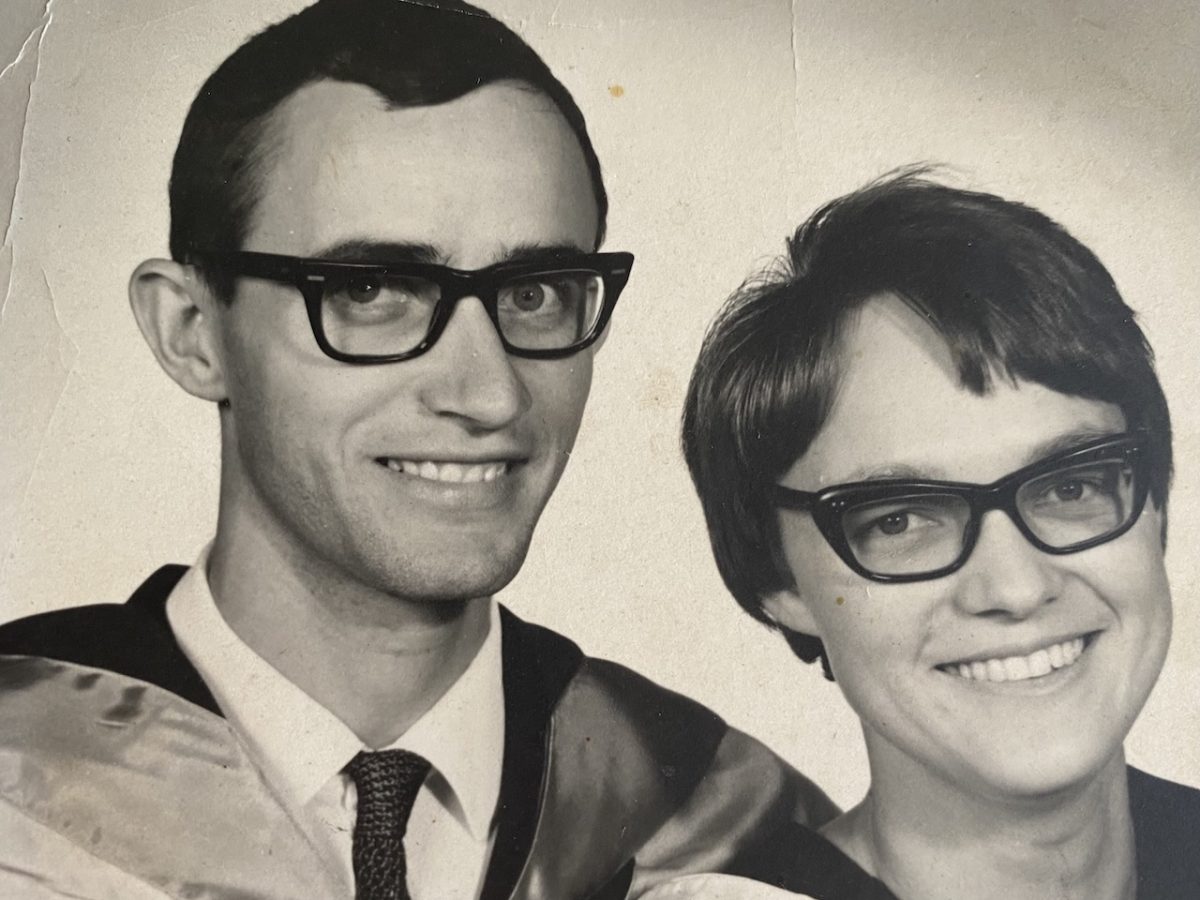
[767,295,1171,800]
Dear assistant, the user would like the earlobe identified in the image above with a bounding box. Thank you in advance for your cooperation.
[762,588,823,638]
[129,259,228,403]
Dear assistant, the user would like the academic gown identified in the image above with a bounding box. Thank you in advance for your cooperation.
[0,566,836,900]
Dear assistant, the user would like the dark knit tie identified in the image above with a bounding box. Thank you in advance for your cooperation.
[346,749,432,900]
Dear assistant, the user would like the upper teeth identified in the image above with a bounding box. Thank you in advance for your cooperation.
[383,459,507,483]
[946,637,1086,683]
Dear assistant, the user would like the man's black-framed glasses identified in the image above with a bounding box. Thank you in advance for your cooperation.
[772,434,1150,583]
[192,249,634,364]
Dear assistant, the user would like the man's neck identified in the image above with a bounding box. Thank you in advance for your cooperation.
[825,746,1136,900]
[206,523,492,750]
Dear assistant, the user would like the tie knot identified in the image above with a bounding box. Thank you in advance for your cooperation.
[347,748,431,786]
[346,749,431,841]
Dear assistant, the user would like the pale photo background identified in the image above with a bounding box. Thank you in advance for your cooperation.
[2,0,1197,807]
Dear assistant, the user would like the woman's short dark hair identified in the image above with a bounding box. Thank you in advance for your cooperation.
[169,0,608,300]
[681,168,1173,669]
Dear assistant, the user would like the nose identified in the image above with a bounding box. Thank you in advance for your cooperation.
[414,297,531,429]
[953,509,1063,619]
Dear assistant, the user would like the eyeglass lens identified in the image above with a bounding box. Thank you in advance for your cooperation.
[319,269,606,356]
[837,456,1139,577]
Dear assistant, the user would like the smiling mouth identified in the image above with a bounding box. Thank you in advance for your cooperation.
[939,635,1095,684]
[376,458,512,484]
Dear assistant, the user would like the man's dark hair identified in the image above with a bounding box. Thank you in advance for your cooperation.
[681,167,1173,670]
[169,0,608,300]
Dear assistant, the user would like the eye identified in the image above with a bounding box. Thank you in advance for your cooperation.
[511,281,549,312]
[1052,480,1087,502]
[876,512,910,535]
[345,277,382,304]
[496,272,599,348]
[503,278,579,315]
[1034,470,1115,507]
[499,275,592,318]
[845,500,957,546]
[322,274,439,330]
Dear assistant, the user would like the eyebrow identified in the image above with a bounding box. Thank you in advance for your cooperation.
[840,463,930,483]
[1018,427,1126,468]
[309,239,590,268]
[500,242,593,266]
[310,240,442,265]
[834,426,1126,485]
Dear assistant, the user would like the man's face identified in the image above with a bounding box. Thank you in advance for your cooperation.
[209,80,600,602]
[770,295,1171,799]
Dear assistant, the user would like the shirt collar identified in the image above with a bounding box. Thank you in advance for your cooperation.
[166,544,505,841]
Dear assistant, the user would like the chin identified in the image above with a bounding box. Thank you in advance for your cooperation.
[962,739,1124,802]
[371,540,532,604]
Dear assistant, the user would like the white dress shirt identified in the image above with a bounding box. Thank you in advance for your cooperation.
[166,545,505,900]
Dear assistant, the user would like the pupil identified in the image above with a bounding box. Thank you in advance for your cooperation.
[1055,480,1084,501]
[514,283,545,311]
[348,278,380,302]
[878,512,909,535]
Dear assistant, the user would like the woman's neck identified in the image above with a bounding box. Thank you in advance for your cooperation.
[824,749,1136,900]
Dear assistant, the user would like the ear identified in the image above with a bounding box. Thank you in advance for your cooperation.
[761,588,822,638]
[129,259,228,403]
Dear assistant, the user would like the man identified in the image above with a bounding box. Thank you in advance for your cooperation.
[0,2,834,899]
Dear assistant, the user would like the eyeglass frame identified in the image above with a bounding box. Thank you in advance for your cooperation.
[771,433,1151,584]
[187,249,635,364]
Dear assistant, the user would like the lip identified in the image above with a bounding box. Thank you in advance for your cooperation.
[934,632,1101,689]
[937,631,1100,668]
[373,452,529,465]
[373,455,529,490]
[370,456,529,511]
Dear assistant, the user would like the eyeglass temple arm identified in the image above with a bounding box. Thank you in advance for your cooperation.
[771,484,818,510]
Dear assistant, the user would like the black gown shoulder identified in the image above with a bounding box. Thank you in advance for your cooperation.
[730,766,1200,899]
[728,818,898,900]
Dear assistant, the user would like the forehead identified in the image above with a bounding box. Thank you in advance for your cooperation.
[245,79,598,265]
[787,295,1126,487]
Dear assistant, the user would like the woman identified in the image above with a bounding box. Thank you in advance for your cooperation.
[667,170,1200,899]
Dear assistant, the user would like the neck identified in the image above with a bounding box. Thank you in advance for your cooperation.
[207,505,492,750]
[827,743,1136,900]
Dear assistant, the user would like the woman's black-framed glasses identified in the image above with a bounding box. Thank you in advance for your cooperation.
[192,249,634,364]
[772,434,1150,583]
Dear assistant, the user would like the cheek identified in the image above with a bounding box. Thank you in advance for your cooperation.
[814,584,947,742]
[227,373,324,490]
[228,358,326,436]
[816,588,920,672]
[1076,515,1172,641]
[777,514,831,581]
[522,357,593,441]
[778,513,870,607]
[779,514,919,650]
[221,330,372,475]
